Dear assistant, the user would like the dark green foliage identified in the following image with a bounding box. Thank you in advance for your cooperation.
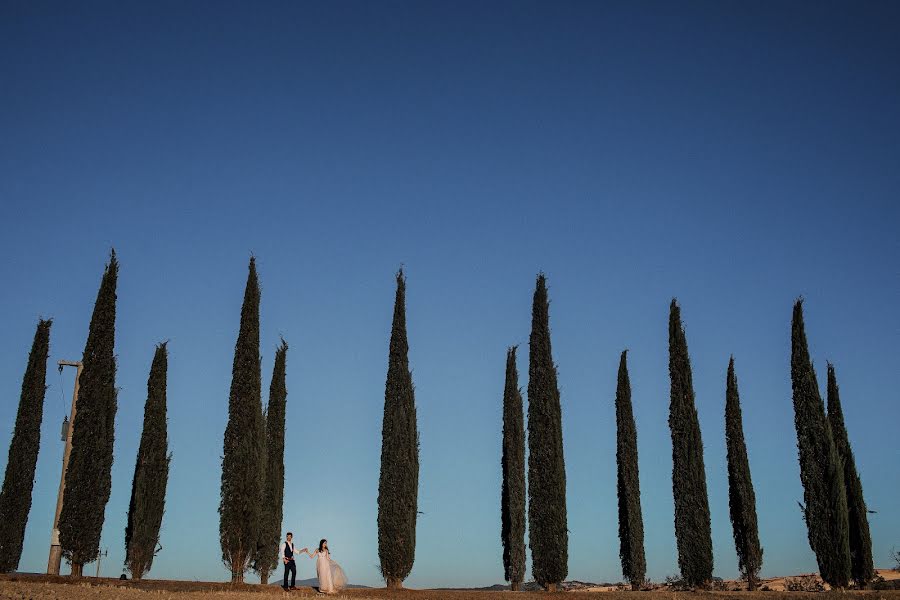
[125,343,171,580]
[253,339,288,585]
[790,300,850,588]
[219,258,265,583]
[826,363,874,588]
[527,274,568,590]
[615,350,646,590]
[59,251,119,570]
[724,357,763,589]
[500,346,526,590]
[668,299,713,587]
[0,319,52,573]
[377,270,419,588]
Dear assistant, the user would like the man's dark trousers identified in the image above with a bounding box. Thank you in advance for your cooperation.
[283,559,296,588]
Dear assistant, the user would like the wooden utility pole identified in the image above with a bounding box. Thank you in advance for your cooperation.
[47,360,82,575]
[95,548,107,578]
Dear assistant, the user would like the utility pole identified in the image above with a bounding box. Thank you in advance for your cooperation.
[47,360,82,575]
[95,548,107,578]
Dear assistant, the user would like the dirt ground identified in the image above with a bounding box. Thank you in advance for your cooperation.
[1,574,898,600]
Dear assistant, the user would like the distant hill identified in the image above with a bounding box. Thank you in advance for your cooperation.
[270,577,370,589]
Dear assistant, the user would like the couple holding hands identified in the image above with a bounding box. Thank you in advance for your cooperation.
[280,532,347,594]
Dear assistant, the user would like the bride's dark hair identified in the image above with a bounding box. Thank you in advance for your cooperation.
[318,539,327,552]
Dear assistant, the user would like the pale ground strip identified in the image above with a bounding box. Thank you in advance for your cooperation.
[0,571,898,600]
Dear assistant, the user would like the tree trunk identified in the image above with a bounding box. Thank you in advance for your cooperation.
[545,582,557,592]
[747,575,757,591]
[386,577,403,589]
[259,571,268,585]
[631,582,640,591]
[70,562,83,577]
[510,581,520,591]
[231,569,244,584]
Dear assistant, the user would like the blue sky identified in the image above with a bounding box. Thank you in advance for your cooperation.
[1,0,898,588]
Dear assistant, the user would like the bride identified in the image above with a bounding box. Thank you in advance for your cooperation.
[303,539,347,594]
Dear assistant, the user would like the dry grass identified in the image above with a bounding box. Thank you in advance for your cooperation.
[1,574,899,600]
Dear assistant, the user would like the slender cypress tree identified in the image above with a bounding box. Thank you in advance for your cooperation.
[615,350,646,590]
[790,300,850,589]
[527,273,568,591]
[377,269,419,589]
[0,319,52,573]
[125,342,171,580]
[826,363,874,588]
[219,257,265,583]
[59,250,119,576]
[724,357,763,590]
[253,339,288,585]
[501,346,526,591]
[668,299,713,588]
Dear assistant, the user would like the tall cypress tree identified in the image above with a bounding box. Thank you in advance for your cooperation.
[253,339,288,585]
[501,346,526,591]
[790,300,850,589]
[724,357,762,590]
[219,257,264,583]
[527,273,568,591]
[0,319,52,573]
[59,250,119,576]
[377,269,419,589]
[125,342,171,580]
[826,363,874,588]
[615,350,646,590]
[668,299,713,588]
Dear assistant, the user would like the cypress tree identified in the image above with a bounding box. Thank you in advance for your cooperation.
[253,339,288,585]
[0,319,52,573]
[59,250,119,576]
[724,357,763,590]
[219,257,265,583]
[826,363,874,588]
[377,269,419,589]
[615,350,646,590]
[125,342,171,580]
[527,273,568,591]
[500,346,526,591]
[668,299,713,588]
[790,299,850,589]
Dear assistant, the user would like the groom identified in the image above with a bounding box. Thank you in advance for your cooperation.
[280,532,307,590]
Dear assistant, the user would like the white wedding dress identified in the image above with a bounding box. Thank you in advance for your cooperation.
[316,549,347,593]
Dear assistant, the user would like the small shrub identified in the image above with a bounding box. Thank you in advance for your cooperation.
[785,575,825,592]
[664,574,686,590]
[873,579,900,591]
[711,577,728,591]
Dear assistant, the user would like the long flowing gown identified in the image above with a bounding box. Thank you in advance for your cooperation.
[316,550,347,593]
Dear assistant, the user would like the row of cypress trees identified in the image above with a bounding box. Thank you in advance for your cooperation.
[0,252,173,579]
[0,262,875,590]
[499,291,873,591]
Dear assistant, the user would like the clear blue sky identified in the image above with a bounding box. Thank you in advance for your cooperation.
[1,0,898,588]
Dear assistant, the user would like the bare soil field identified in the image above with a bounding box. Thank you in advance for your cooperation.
[1,574,898,600]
